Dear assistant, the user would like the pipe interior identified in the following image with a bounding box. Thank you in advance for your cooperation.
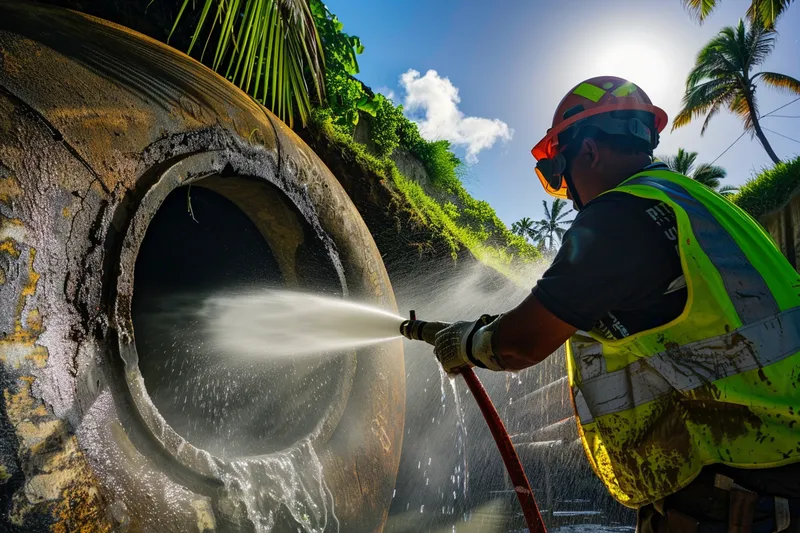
[131,175,348,458]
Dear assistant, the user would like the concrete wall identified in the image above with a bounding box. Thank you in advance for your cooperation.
[760,191,800,270]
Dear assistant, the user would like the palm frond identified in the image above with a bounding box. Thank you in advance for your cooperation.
[669,148,699,175]
[747,0,794,28]
[701,101,725,135]
[682,0,719,21]
[693,162,727,188]
[755,72,800,95]
[673,81,735,130]
[718,184,739,196]
[550,198,567,221]
[745,20,777,69]
[170,0,325,127]
[686,45,737,88]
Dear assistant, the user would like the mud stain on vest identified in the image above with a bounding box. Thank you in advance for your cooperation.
[603,397,692,496]
[684,384,763,447]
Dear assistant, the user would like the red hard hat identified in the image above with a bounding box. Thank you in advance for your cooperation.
[531,76,668,198]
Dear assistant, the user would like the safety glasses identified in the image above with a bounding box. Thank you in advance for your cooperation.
[532,112,658,199]
[534,153,569,198]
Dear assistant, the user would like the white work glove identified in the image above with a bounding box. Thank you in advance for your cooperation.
[433,314,507,373]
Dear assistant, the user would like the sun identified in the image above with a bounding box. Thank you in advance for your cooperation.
[590,41,672,103]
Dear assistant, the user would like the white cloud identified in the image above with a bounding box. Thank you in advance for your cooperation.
[376,86,396,102]
[399,69,512,164]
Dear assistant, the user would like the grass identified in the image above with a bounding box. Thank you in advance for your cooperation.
[733,156,800,218]
[310,110,540,278]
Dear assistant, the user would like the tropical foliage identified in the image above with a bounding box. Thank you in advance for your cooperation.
[673,19,800,164]
[511,217,537,241]
[168,0,326,127]
[660,148,730,190]
[681,0,794,28]
[531,199,574,252]
[733,156,800,217]
[514,199,574,252]
[157,0,535,270]
[300,2,538,267]
[312,113,539,270]
[310,0,380,129]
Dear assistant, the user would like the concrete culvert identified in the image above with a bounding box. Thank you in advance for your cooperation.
[0,2,404,532]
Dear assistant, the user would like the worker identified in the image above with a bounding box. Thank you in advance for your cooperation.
[433,76,800,533]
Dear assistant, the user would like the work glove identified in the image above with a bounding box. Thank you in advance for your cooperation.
[433,314,508,373]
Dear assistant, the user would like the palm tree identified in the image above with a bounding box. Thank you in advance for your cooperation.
[169,0,326,127]
[530,199,574,252]
[681,0,793,29]
[673,19,800,164]
[511,217,536,242]
[660,148,728,189]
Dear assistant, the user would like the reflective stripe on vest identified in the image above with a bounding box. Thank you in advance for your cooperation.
[575,306,800,424]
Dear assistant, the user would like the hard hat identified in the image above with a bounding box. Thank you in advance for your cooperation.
[531,76,668,198]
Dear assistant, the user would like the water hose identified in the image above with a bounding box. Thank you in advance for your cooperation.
[400,312,548,533]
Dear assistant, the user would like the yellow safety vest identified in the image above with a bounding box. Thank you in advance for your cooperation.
[567,169,800,508]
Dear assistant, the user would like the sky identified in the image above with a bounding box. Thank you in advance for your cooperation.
[325,0,800,225]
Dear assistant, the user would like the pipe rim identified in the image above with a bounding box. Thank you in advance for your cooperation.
[114,149,356,480]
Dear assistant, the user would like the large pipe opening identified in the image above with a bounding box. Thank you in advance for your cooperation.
[131,175,352,458]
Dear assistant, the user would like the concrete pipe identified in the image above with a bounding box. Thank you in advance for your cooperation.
[0,2,404,532]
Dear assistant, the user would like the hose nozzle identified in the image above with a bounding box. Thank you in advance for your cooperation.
[399,310,450,346]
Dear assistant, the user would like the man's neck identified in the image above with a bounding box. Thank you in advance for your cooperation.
[606,155,653,189]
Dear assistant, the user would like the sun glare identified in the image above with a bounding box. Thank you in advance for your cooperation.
[592,41,671,103]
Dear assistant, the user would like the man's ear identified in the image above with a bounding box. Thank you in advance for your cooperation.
[581,137,602,168]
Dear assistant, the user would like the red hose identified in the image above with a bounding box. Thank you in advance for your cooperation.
[459,367,548,533]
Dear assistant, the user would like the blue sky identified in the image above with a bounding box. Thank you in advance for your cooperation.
[326,0,800,225]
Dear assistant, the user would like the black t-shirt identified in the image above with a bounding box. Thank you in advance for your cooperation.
[533,163,688,339]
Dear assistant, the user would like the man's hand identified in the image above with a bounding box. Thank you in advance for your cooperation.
[433,320,476,373]
[433,315,507,373]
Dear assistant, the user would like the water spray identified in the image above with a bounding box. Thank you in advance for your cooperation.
[399,311,548,533]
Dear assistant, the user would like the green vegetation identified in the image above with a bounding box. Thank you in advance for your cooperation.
[163,0,535,269]
[168,0,325,127]
[310,0,379,129]
[513,199,574,253]
[307,3,538,269]
[310,111,539,272]
[733,156,800,218]
[681,0,794,29]
[673,19,800,164]
[531,199,574,252]
[659,148,734,193]
[511,218,537,241]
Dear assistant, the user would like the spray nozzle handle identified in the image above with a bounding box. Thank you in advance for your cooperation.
[399,311,450,346]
